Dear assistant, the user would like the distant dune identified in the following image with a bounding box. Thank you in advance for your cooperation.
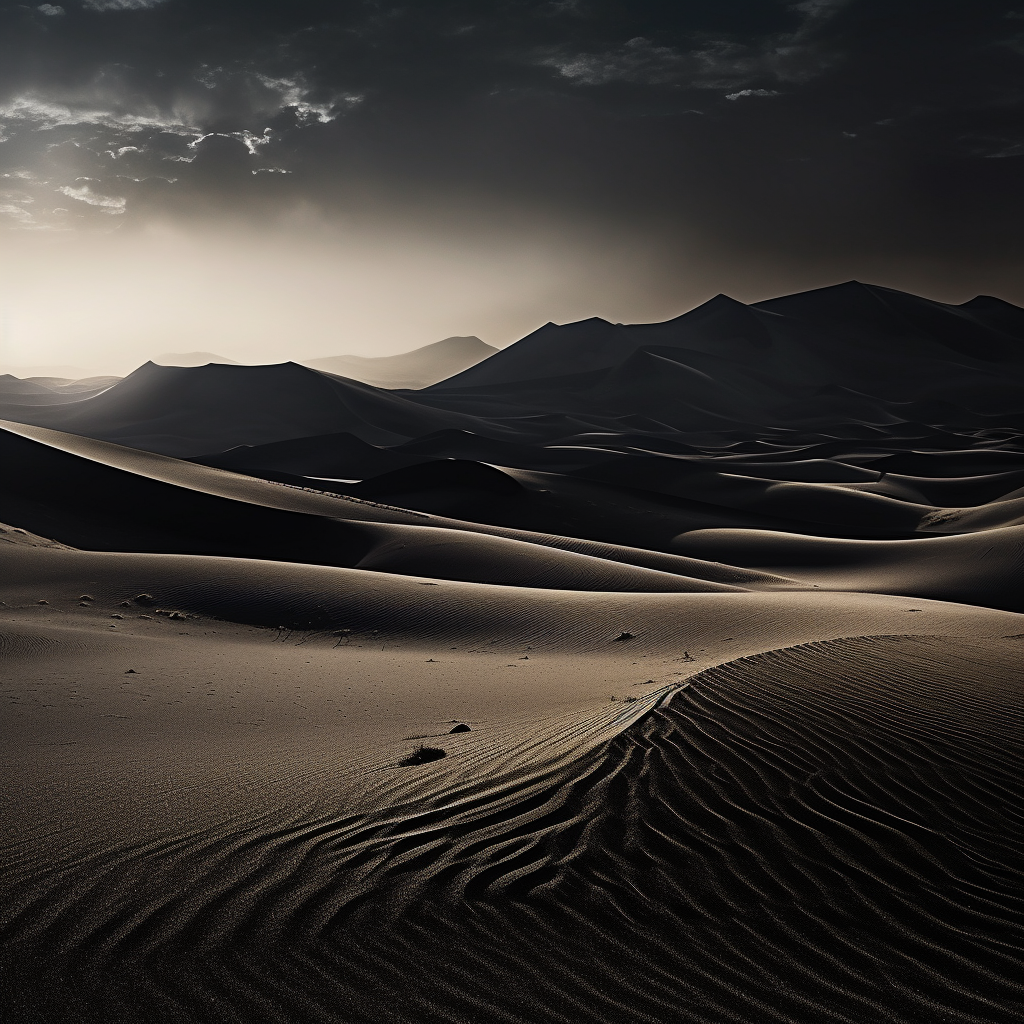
[155,350,241,366]
[0,372,121,406]
[2,281,1023,1024]
[302,335,497,388]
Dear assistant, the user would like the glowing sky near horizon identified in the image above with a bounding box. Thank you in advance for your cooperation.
[0,0,1021,372]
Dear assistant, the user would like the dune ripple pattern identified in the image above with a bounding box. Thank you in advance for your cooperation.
[1,636,1021,1023]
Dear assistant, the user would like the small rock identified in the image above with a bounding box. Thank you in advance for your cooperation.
[612,631,635,642]
[400,746,447,766]
[111,614,124,620]
[133,594,156,606]
[79,595,94,602]
[37,600,48,605]
[125,669,136,674]
[449,723,471,734]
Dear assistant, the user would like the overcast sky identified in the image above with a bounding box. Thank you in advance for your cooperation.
[1,0,1021,370]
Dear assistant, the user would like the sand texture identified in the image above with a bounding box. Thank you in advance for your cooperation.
[1,282,1023,1022]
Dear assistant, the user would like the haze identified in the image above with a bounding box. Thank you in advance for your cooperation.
[1,0,1022,372]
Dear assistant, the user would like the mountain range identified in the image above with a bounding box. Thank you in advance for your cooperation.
[2,282,1022,458]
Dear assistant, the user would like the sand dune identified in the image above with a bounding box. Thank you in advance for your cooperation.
[0,373,121,408]
[303,336,498,389]
[1,421,758,593]
[674,525,1024,610]
[0,361,495,455]
[2,544,1022,1021]
[6,281,1023,454]
[2,282,1023,1022]
[155,351,240,366]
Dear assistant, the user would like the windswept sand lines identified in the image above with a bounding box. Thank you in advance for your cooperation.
[0,630,67,661]
[0,686,679,954]
[2,637,1023,1022]
[0,624,110,661]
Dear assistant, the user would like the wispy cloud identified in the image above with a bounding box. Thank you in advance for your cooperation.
[254,75,363,124]
[0,203,36,225]
[82,0,169,11]
[540,0,850,94]
[542,37,684,86]
[726,88,781,100]
[0,94,199,134]
[57,183,127,212]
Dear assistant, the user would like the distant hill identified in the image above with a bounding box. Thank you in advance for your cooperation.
[156,352,241,366]
[302,336,497,389]
[0,361,489,456]
[431,282,1024,392]
[0,372,122,406]
[418,281,1024,435]
[3,283,1023,456]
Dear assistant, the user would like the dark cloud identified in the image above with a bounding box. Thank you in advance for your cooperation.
[0,0,1021,300]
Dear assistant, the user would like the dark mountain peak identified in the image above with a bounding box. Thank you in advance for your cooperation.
[123,359,319,386]
[669,293,774,350]
[963,295,1024,312]
[525,317,619,339]
[752,281,1023,362]
[688,292,749,312]
[432,316,628,389]
[959,295,1024,341]
[566,316,617,328]
[753,279,887,316]
[422,336,496,356]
